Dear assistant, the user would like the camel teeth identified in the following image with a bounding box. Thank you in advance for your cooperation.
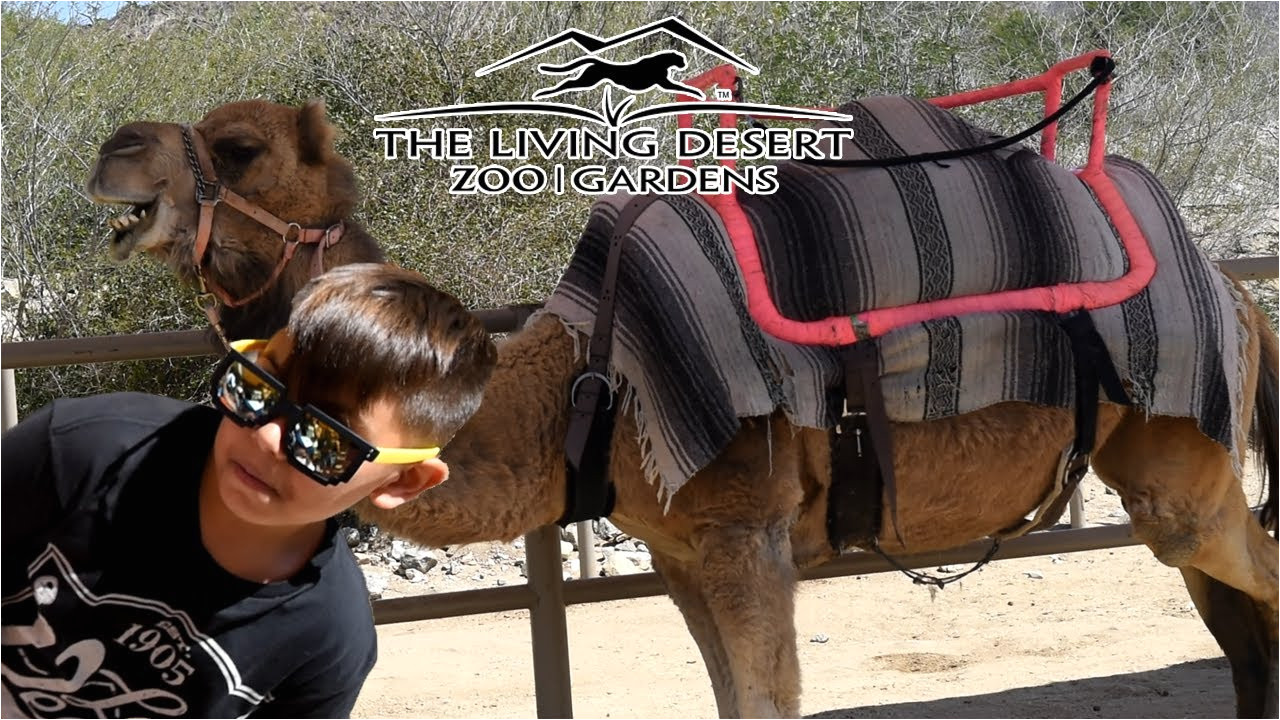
[126,212,139,225]
[139,208,147,219]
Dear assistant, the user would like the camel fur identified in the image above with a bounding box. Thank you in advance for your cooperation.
[87,100,1279,718]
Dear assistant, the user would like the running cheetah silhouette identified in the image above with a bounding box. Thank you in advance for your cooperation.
[533,50,705,100]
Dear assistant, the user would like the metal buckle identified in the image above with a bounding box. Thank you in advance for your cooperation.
[282,222,303,244]
[196,181,224,206]
[570,371,613,410]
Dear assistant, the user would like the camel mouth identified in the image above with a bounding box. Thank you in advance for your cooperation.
[101,199,161,260]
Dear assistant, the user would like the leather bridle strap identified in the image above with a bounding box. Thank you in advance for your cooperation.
[559,194,662,526]
[181,124,343,309]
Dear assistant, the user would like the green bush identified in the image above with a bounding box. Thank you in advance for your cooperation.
[3,1,1275,416]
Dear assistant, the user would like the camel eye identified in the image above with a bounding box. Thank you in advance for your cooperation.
[213,138,264,166]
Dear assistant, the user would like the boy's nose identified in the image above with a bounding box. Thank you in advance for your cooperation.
[252,418,289,459]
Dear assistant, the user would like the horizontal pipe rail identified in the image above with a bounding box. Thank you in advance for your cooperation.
[2,257,1272,370]
[0,304,543,369]
[372,522,1138,624]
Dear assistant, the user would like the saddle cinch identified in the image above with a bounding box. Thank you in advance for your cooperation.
[670,50,1142,559]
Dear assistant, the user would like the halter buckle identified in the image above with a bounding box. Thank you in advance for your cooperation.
[282,222,303,243]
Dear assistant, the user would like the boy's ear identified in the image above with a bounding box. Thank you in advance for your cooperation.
[367,459,448,510]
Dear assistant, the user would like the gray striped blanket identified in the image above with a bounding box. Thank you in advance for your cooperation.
[543,96,1248,503]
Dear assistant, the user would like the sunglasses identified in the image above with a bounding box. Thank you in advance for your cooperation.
[211,339,440,486]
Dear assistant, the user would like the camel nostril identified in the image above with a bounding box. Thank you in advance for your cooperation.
[105,144,145,158]
[99,127,148,157]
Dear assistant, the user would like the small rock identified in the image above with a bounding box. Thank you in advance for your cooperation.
[1050,555,1065,564]
[601,550,643,576]
[560,541,575,560]
[405,568,426,583]
[473,573,485,581]
[495,578,507,587]
[810,634,829,644]
[1024,570,1044,579]
[612,550,653,572]
[365,574,387,600]
[595,518,621,540]
[400,555,439,574]
[341,527,361,546]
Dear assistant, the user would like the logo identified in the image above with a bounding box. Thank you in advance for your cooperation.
[374,17,855,196]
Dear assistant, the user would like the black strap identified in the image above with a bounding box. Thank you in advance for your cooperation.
[559,195,661,526]
[799,56,1115,170]
[1025,310,1131,533]
[842,339,905,546]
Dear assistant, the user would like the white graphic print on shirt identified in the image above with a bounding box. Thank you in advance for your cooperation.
[1,544,264,718]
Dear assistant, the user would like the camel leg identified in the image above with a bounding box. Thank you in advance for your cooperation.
[651,550,737,718]
[693,521,801,718]
[1094,415,1279,718]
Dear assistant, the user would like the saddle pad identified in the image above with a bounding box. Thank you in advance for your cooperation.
[744,96,1131,321]
[542,100,1247,504]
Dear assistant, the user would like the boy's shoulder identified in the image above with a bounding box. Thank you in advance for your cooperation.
[12,392,218,504]
[39,391,213,450]
[43,391,202,433]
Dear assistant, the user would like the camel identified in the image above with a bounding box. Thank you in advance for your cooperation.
[86,99,1278,718]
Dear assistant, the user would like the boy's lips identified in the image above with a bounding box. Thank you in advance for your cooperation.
[231,460,279,496]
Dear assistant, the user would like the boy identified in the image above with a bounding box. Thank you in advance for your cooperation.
[1,263,497,717]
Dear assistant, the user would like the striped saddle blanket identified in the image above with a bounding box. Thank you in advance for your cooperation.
[543,96,1248,503]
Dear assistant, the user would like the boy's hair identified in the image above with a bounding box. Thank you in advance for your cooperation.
[285,263,497,446]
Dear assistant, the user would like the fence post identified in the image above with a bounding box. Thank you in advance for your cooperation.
[2,368,17,431]
[1069,486,1085,528]
[576,520,597,579]
[525,524,573,718]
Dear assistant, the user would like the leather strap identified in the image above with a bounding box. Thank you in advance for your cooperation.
[559,195,661,526]
[1022,310,1131,534]
[842,340,905,546]
[181,124,344,311]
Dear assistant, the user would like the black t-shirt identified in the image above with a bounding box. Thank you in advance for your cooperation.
[1,393,377,718]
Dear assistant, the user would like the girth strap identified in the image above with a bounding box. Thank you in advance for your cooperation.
[559,195,662,526]
[840,339,905,546]
[1021,310,1131,533]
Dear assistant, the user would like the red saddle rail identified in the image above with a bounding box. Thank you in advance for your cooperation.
[673,50,1156,346]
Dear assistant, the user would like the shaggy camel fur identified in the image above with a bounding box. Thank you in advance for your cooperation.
[87,100,1278,718]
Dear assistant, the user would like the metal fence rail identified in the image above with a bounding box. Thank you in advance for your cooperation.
[0,254,1274,718]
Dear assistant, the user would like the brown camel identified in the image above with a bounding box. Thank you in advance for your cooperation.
[86,100,1278,718]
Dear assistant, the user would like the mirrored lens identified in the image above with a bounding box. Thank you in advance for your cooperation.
[288,413,358,480]
[216,359,279,423]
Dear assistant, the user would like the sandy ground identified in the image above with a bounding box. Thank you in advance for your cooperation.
[353,472,1270,719]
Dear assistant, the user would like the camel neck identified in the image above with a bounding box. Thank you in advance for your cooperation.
[362,314,578,546]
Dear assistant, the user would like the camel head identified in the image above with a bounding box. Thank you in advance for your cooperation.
[85,99,376,337]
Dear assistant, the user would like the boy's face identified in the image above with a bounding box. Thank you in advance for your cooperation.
[206,332,445,529]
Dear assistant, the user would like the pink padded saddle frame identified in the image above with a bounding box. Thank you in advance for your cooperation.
[673,50,1156,346]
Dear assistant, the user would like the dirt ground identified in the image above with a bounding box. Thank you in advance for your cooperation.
[353,471,1270,719]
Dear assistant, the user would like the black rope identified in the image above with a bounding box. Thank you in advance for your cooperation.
[870,536,1002,589]
[797,55,1116,169]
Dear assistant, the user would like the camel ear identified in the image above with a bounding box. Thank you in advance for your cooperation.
[297,99,334,165]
